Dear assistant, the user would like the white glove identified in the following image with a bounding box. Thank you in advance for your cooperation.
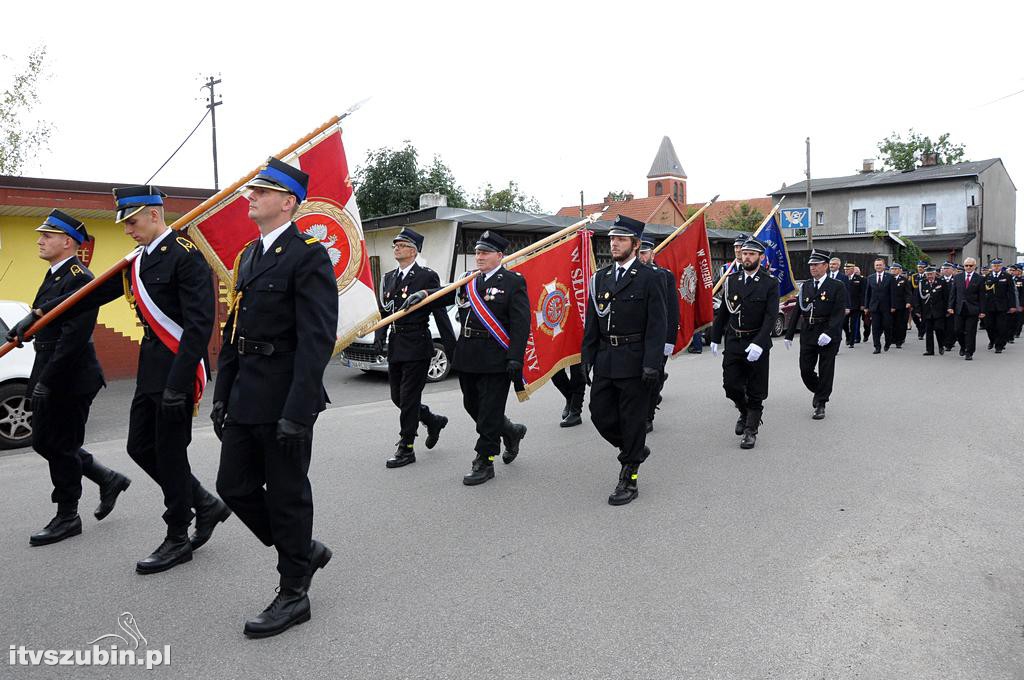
[745,343,763,362]
[817,333,831,347]
[663,343,674,356]
[710,342,719,357]
[712,297,722,310]
[784,339,792,350]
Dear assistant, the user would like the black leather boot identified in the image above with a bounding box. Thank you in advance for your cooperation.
[812,403,826,420]
[84,460,131,521]
[30,503,82,546]
[608,464,639,506]
[136,533,193,574]
[560,396,571,421]
[740,409,762,449]
[386,443,416,468]
[304,539,333,589]
[244,578,311,639]
[462,455,495,485]
[500,418,527,464]
[735,410,748,436]
[560,393,583,428]
[422,408,448,450]
[190,488,232,551]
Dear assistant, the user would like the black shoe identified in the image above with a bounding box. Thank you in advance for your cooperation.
[812,405,826,420]
[560,410,582,427]
[29,511,82,547]
[463,456,495,485]
[92,469,131,521]
[645,420,653,434]
[995,347,1003,354]
[922,351,935,356]
[191,491,231,551]
[386,444,416,469]
[1010,338,1016,344]
[965,354,973,361]
[872,348,881,354]
[895,344,903,349]
[959,348,966,356]
[847,343,854,348]
[560,398,571,421]
[424,415,448,450]
[304,540,333,589]
[244,582,311,639]
[740,409,762,449]
[608,465,639,506]
[686,347,702,354]
[884,344,890,351]
[938,346,945,355]
[988,342,994,350]
[735,413,747,436]
[136,534,193,574]
[501,421,527,464]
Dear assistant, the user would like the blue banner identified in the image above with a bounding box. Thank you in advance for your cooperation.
[757,215,796,299]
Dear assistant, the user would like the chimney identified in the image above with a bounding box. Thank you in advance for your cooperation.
[624,193,634,201]
[419,192,447,209]
[861,159,875,173]
[921,152,938,167]
[604,193,616,204]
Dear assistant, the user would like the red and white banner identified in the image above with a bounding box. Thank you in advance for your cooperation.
[185,126,379,353]
[654,214,715,354]
[509,230,594,401]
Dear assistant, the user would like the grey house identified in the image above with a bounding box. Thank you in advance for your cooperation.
[770,158,1016,264]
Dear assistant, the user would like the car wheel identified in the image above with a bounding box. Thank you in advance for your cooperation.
[0,382,32,450]
[426,342,451,383]
[771,313,785,337]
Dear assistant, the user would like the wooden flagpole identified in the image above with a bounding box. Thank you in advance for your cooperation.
[651,194,719,255]
[711,197,786,295]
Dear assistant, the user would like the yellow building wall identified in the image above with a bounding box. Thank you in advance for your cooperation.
[0,215,144,341]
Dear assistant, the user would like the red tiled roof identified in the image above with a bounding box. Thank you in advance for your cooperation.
[687,197,773,224]
[555,196,688,225]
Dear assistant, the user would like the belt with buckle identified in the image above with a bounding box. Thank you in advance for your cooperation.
[461,326,490,339]
[393,323,427,333]
[35,340,57,352]
[600,333,642,346]
[237,336,295,356]
[728,325,757,336]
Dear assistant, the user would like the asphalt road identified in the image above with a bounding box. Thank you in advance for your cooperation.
[2,336,1023,679]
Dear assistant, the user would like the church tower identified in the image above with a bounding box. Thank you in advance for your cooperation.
[646,136,687,205]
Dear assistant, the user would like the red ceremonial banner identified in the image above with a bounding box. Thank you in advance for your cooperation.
[509,230,595,401]
[654,214,715,354]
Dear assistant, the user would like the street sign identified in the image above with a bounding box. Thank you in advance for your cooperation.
[780,208,810,230]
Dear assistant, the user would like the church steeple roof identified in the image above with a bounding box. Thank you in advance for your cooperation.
[646,136,686,179]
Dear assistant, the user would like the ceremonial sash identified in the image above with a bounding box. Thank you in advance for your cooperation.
[131,255,207,404]
[466,277,511,349]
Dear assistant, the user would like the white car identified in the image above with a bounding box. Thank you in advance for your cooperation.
[0,301,36,449]
[339,305,459,383]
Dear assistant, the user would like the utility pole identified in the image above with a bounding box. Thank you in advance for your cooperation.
[805,137,813,249]
[201,76,223,189]
[579,190,585,218]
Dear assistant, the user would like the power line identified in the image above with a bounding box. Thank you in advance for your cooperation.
[145,108,211,185]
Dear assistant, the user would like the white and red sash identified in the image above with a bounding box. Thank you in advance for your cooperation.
[131,254,207,404]
[465,273,527,388]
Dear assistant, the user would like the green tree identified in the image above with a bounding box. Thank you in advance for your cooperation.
[718,202,764,232]
[877,129,967,171]
[471,181,542,213]
[0,46,54,175]
[353,142,467,218]
[604,190,632,201]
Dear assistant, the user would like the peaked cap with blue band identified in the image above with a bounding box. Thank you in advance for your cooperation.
[36,209,88,244]
[113,185,166,224]
[244,157,309,202]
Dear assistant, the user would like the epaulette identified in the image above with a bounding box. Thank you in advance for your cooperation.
[70,264,84,277]
[512,270,523,277]
[175,235,199,253]
[304,236,320,245]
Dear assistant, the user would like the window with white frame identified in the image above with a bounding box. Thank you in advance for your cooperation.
[815,211,824,226]
[852,209,866,233]
[922,203,937,229]
[885,206,900,230]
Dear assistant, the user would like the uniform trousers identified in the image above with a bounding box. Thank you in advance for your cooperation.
[458,371,515,457]
[844,310,861,345]
[721,344,770,412]
[891,308,909,346]
[870,309,892,348]
[388,359,432,445]
[32,388,101,505]
[588,375,652,466]
[986,311,1010,350]
[216,421,313,578]
[955,314,979,356]
[923,318,945,354]
[798,329,839,406]
[551,363,586,401]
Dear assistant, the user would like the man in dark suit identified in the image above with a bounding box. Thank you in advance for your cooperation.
[637,232,678,433]
[949,257,984,360]
[582,216,666,505]
[213,159,338,638]
[889,262,912,349]
[940,263,958,351]
[1009,263,1024,341]
[982,258,1019,353]
[842,262,863,347]
[453,230,530,486]
[784,249,849,419]
[710,237,779,450]
[827,257,848,283]
[862,257,895,353]
[373,228,456,468]
[916,266,951,355]
[5,211,131,546]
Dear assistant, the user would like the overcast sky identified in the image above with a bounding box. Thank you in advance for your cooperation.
[3,0,1022,245]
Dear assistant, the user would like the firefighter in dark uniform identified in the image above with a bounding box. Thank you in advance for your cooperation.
[581,215,666,505]
[550,363,586,427]
[783,249,848,420]
[211,159,338,638]
[842,262,863,347]
[5,211,131,546]
[910,260,927,339]
[916,266,951,355]
[453,230,530,486]
[32,187,229,572]
[373,227,456,468]
[1009,263,1024,340]
[889,262,912,348]
[982,258,1018,353]
[940,263,958,351]
[710,237,779,449]
[637,231,678,433]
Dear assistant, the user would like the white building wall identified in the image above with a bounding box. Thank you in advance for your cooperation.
[846,179,979,235]
[364,219,459,285]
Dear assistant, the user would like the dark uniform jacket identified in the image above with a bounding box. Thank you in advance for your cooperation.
[650,263,680,344]
[916,278,951,320]
[827,271,848,284]
[784,276,848,342]
[983,270,1019,312]
[891,274,912,309]
[582,259,667,379]
[709,267,779,353]
[949,272,985,315]
[40,232,213,397]
[214,223,338,426]
[863,271,894,312]
[843,273,864,309]
[452,266,529,374]
[374,262,456,362]
[1014,276,1024,310]
[27,256,105,396]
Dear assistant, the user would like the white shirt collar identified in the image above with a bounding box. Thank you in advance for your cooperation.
[617,257,637,273]
[398,261,416,278]
[49,255,74,274]
[814,275,827,286]
[482,266,502,281]
[261,221,293,252]
[145,227,173,255]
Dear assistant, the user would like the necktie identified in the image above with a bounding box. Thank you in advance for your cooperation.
[877,273,882,285]
[966,274,971,287]
[254,239,265,263]
[616,267,625,282]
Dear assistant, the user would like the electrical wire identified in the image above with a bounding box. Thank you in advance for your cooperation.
[145,108,211,184]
